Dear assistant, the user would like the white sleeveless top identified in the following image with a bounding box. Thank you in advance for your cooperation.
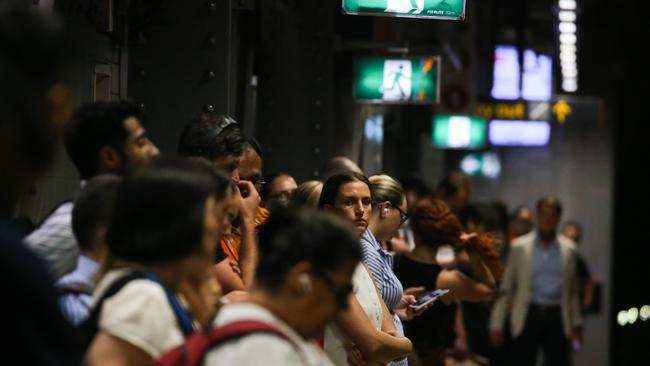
[324,263,382,365]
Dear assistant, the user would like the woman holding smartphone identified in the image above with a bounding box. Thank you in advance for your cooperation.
[320,173,412,366]
[394,198,501,365]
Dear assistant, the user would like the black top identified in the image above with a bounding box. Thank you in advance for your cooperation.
[394,254,455,350]
[0,219,83,366]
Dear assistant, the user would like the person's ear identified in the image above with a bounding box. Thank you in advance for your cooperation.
[98,146,123,173]
[286,261,314,296]
[380,201,391,219]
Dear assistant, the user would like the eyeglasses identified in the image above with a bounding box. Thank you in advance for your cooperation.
[319,273,354,310]
[394,205,409,226]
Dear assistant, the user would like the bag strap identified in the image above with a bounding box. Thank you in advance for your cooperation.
[80,271,147,348]
[144,273,195,336]
[81,271,196,349]
[189,320,292,366]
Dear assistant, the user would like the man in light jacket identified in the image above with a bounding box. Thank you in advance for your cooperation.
[489,196,582,366]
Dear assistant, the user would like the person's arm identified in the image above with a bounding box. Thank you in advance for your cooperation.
[214,258,245,293]
[488,246,518,347]
[453,303,468,352]
[336,295,412,364]
[437,246,496,304]
[235,181,260,289]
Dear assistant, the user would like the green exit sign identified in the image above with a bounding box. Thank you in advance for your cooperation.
[354,56,440,104]
[433,115,486,149]
[343,0,466,20]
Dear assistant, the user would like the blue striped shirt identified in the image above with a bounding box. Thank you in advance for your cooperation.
[55,255,98,325]
[360,230,408,366]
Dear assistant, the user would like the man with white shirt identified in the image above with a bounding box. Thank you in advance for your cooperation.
[204,208,361,365]
[490,196,582,366]
[24,101,159,280]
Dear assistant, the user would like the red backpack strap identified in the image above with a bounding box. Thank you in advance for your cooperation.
[156,320,290,366]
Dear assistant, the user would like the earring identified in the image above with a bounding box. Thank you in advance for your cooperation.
[298,273,312,293]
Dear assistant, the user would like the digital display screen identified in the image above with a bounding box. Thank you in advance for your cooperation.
[491,45,553,101]
[488,120,551,146]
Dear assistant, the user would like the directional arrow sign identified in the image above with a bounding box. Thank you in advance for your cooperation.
[343,0,466,20]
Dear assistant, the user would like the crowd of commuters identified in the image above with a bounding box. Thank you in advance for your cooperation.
[2,2,594,366]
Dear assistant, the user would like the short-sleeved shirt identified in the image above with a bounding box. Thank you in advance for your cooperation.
[219,207,269,263]
[205,303,334,365]
[92,269,190,358]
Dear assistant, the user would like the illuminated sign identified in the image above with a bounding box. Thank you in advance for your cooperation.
[354,56,440,104]
[475,102,526,121]
[342,0,466,20]
[488,120,551,146]
[491,45,553,101]
[460,152,501,178]
[432,115,486,149]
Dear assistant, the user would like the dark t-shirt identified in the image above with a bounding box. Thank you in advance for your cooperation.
[0,220,83,366]
[394,254,455,350]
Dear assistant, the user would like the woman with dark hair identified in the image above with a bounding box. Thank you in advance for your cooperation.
[85,158,231,366]
[320,173,412,366]
[394,198,501,365]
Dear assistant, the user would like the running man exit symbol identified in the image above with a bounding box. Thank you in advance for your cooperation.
[379,60,412,101]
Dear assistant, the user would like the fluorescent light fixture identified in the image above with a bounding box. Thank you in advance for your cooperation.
[559,22,577,33]
[560,33,577,44]
[559,0,576,10]
[489,120,551,146]
[559,10,576,22]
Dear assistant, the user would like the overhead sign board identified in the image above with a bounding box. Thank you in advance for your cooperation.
[354,56,440,104]
[343,0,465,20]
[432,115,486,149]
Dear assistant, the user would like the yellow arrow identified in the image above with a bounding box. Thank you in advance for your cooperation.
[553,100,572,124]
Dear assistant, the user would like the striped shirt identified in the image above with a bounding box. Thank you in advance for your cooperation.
[23,201,79,280]
[55,255,98,326]
[360,230,408,366]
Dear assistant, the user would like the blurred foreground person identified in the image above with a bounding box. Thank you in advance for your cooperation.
[56,174,122,325]
[0,1,83,364]
[85,158,231,365]
[490,197,582,366]
[25,100,160,280]
[201,208,361,364]
[320,174,412,365]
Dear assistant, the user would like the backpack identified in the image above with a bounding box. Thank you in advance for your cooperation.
[80,271,195,350]
[155,320,290,366]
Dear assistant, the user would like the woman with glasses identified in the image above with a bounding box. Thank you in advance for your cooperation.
[320,173,412,366]
[362,175,425,366]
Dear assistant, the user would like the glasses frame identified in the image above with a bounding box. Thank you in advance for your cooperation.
[394,205,409,226]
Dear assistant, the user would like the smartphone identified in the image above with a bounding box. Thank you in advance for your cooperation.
[409,289,450,311]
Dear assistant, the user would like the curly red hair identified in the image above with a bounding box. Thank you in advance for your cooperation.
[411,198,503,278]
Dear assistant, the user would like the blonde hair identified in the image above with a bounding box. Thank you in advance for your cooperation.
[369,175,404,208]
[291,180,323,208]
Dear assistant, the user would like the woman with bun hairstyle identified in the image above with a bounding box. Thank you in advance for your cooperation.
[394,198,501,365]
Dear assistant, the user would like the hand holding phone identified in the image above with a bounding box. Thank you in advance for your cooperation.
[408,289,449,312]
